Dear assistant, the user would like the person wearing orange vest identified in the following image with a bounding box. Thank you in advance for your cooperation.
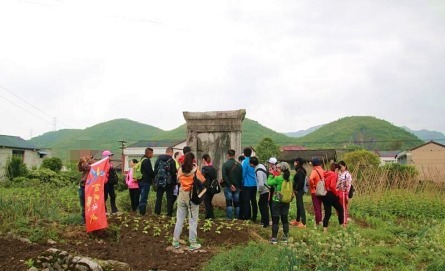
[172,152,206,251]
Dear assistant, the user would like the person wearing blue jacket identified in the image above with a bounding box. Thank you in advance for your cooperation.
[241,147,257,221]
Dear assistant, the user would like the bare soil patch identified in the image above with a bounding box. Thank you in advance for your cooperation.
[0,213,253,271]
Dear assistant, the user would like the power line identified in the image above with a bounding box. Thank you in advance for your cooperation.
[0,93,52,124]
[0,84,53,119]
[0,84,72,129]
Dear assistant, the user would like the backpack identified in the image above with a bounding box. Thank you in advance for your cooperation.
[190,172,207,205]
[133,157,147,180]
[203,166,220,194]
[314,170,327,196]
[154,158,173,188]
[348,184,355,198]
[277,179,294,203]
[304,176,309,194]
[108,167,119,185]
[209,179,221,194]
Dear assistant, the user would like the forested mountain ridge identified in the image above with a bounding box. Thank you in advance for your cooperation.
[29,116,424,160]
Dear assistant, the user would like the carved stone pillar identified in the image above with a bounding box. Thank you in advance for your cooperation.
[183,109,246,206]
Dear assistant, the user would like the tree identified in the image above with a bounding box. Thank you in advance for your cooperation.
[255,137,280,164]
[4,156,28,180]
[342,149,380,171]
[40,157,63,172]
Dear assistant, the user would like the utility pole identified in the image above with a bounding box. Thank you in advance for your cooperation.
[118,140,127,173]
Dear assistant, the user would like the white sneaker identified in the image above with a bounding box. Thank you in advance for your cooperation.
[189,243,201,251]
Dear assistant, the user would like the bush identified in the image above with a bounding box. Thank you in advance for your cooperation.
[4,156,28,180]
[40,157,63,172]
[342,149,380,171]
[27,168,69,187]
[60,170,82,184]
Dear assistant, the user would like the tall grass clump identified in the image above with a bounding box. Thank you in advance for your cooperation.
[350,162,445,197]
[203,242,298,271]
[0,181,79,242]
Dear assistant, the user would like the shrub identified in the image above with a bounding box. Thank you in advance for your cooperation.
[4,156,28,180]
[40,157,63,172]
[342,149,380,171]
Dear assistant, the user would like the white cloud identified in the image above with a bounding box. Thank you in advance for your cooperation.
[0,0,444,140]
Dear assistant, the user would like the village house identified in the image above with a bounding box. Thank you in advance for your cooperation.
[374,150,400,166]
[0,135,51,179]
[123,140,186,172]
[278,148,338,173]
[396,141,445,179]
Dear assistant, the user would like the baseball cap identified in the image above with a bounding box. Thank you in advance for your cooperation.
[268,157,277,165]
[311,158,320,166]
[102,150,114,157]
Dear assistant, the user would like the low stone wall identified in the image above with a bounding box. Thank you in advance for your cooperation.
[28,248,131,271]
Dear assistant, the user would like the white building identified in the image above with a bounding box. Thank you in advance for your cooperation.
[122,140,186,172]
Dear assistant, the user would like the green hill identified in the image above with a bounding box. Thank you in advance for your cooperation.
[29,116,424,161]
[29,119,165,160]
[294,116,423,150]
[29,118,296,160]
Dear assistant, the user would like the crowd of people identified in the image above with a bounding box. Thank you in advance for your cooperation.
[77,146,353,247]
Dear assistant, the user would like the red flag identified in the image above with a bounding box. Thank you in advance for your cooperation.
[85,157,110,232]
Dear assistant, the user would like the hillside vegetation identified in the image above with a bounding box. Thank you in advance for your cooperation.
[29,116,423,160]
[294,116,423,150]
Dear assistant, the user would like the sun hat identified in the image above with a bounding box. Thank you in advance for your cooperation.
[102,150,114,157]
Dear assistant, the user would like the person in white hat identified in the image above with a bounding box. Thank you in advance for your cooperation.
[102,150,119,214]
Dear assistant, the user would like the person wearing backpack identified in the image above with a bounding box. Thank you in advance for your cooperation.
[322,163,344,233]
[201,154,217,219]
[221,149,243,220]
[102,150,119,214]
[172,152,206,251]
[126,159,140,212]
[153,147,177,217]
[309,158,325,228]
[290,157,307,228]
[138,147,155,216]
[266,162,293,244]
[250,156,270,228]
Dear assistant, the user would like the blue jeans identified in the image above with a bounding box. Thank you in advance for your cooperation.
[224,186,240,219]
[138,182,151,215]
[78,186,85,224]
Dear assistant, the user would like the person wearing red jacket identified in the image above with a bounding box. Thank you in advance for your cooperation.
[321,163,344,233]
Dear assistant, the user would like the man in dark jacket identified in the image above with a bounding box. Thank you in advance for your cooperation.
[102,150,119,214]
[221,149,242,219]
[153,147,177,216]
[138,147,154,215]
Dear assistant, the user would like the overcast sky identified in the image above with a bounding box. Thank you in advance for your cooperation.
[1,0,444,140]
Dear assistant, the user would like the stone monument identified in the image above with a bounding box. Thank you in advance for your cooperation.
[183,109,246,206]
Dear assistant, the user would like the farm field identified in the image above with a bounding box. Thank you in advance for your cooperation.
[1,168,445,271]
